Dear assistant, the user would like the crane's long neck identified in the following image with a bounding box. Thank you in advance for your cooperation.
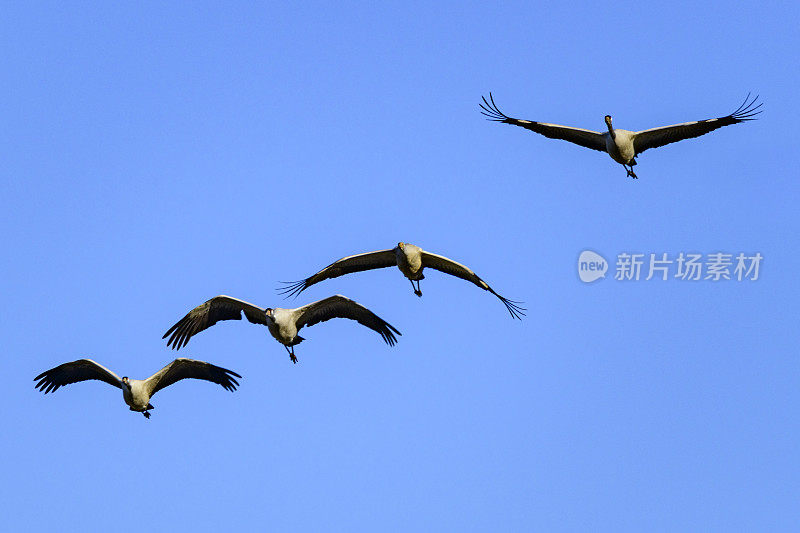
[606,120,615,139]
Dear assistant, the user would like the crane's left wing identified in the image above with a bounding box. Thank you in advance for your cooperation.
[294,295,401,346]
[421,251,526,320]
[633,94,762,154]
[145,358,241,397]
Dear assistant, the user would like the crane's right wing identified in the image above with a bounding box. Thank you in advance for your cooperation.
[163,295,267,350]
[480,93,606,152]
[278,249,397,298]
[34,359,123,394]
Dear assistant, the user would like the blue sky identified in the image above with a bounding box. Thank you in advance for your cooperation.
[2,2,798,531]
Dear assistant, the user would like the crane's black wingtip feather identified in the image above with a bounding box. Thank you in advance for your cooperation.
[499,296,526,320]
[729,93,763,122]
[276,280,308,299]
[479,93,511,122]
[378,321,401,346]
[225,369,243,379]
[224,374,240,391]
[378,318,401,346]
[163,317,185,339]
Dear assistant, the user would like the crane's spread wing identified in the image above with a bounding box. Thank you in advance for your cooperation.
[633,93,762,154]
[163,295,267,350]
[480,93,606,152]
[34,359,122,394]
[145,358,241,397]
[294,295,401,346]
[278,249,397,298]
[420,251,526,320]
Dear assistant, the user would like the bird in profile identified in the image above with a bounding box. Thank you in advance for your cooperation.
[278,242,525,320]
[34,358,241,419]
[479,92,762,179]
[163,294,401,364]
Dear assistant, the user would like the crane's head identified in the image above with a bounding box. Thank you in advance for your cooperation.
[122,377,131,390]
[604,115,612,126]
[397,242,405,250]
[265,308,274,322]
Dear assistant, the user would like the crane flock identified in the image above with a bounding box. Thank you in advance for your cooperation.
[34,92,760,418]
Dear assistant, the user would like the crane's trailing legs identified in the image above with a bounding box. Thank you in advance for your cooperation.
[624,164,638,179]
[408,279,422,297]
[284,345,298,364]
[131,406,152,419]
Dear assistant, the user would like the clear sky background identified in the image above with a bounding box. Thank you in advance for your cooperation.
[2,2,798,531]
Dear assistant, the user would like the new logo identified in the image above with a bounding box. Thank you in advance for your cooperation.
[578,250,608,283]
